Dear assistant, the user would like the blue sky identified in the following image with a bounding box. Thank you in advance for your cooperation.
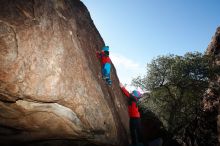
[82,0,220,91]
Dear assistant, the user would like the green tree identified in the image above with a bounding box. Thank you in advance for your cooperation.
[132,52,213,134]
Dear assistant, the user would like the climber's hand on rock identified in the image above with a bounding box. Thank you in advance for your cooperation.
[119,83,124,88]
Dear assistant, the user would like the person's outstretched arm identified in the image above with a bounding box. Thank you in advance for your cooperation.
[120,83,130,98]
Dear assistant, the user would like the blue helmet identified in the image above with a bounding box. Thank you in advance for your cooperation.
[102,46,109,51]
[132,90,141,98]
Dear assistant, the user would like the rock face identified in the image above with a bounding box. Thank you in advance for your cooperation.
[204,27,220,111]
[181,27,220,146]
[0,0,129,146]
[204,27,220,144]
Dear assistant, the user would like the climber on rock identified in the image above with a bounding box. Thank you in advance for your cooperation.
[120,83,143,146]
[96,45,112,85]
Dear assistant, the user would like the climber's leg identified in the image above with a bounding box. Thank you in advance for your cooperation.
[102,65,107,80]
[130,118,137,145]
[104,63,112,85]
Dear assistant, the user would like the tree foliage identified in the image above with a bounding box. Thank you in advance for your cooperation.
[132,52,213,133]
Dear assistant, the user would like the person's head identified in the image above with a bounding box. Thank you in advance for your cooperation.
[102,46,109,51]
[132,90,142,99]
[104,51,109,56]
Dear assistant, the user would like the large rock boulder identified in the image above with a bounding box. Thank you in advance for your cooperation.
[204,26,220,144]
[179,27,220,146]
[0,0,129,145]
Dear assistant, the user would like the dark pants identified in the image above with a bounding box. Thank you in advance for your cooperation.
[130,117,143,145]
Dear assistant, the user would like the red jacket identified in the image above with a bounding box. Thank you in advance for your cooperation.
[96,51,111,66]
[121,86,140,118]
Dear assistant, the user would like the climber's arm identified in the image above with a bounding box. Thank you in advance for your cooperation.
[120,83,130,98]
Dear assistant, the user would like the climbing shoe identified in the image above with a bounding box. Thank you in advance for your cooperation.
[102,76,108,80]
[106,79,112,85]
